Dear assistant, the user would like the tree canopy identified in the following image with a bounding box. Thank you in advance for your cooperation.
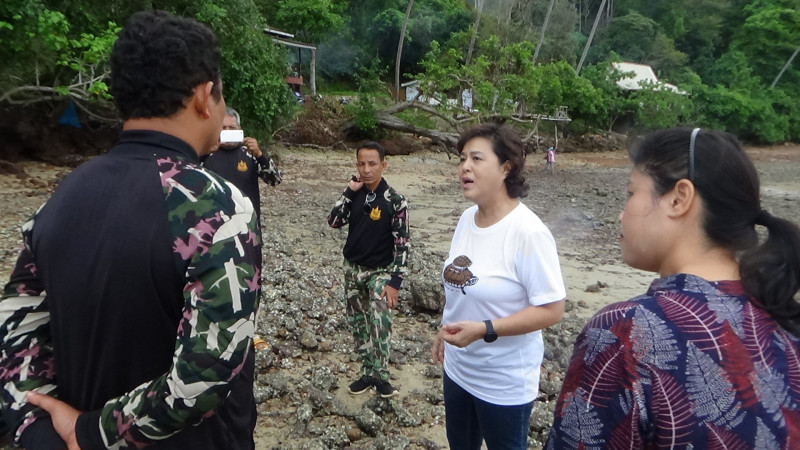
[2,0,799,145]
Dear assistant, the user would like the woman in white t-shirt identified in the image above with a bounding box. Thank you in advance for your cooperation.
[432,123,566,449]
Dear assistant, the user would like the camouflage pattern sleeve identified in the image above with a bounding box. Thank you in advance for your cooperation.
[327,188,356,229]
[0,205,62,445]
[85,160,261,447]
[387,187,410,282]
[255,153,282,186]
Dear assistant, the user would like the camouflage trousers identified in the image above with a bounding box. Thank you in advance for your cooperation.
[343,259,393,381]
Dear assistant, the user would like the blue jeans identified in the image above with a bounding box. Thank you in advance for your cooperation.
[443,371,534,450]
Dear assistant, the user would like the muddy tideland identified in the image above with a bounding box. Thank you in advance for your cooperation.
[1,143,799,449]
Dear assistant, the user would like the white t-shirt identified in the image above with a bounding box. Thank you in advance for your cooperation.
[442,203,566,405]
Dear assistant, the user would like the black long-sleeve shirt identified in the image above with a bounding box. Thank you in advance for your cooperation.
[0,130,261,448]
[327,178,410,289]
[201,144,281,220]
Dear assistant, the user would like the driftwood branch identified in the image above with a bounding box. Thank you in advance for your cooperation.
[341,103,460,154]
[1,65,116,123]
[342,100,570,154]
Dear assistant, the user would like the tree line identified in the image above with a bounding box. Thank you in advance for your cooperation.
[2,0,798,144]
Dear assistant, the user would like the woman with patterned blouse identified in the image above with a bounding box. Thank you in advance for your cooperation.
[547,128,800,449]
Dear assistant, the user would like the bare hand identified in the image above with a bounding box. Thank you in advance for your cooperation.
[431,329,445,364]
[441,321,485,348]
[380,285,399,309]
[243,137,261,158]
[27,391,81,450]
[348,176,364,191]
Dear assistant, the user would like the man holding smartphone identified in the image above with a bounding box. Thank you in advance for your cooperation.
[327,142,410,398]
[202,107,282,226]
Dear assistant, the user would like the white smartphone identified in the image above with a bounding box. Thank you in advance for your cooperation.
[220,129,244,143]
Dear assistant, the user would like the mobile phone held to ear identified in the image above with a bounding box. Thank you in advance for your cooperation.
[220,129,244,143]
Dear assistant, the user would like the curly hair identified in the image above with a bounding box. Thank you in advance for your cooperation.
[110,10,222,120]
[456,123,529,198]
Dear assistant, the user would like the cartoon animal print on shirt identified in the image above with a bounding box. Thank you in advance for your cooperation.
[443,255,478,294]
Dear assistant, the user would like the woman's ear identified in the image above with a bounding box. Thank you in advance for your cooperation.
[665,179,697,218]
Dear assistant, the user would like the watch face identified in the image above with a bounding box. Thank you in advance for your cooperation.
[484,333,498,343]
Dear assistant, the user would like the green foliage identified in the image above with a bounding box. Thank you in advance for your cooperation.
[344,61,388,136]
[629,83,694,130]
[0,0,119,109]
[731,4,800,86]
[692,83,787,143]
[530,1,582,64]
[6,0,798,144]
[273,0,344,44]
[396,108,436,129]
[1,0,294,137]
[532,60,600,117]
[345,95,379,134]
[574,60,630,131]
[592,12,659,63]
[314,0,471,84]
[703,50,762,90]
[186,0,295,138]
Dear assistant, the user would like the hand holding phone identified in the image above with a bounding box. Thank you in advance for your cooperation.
[349,175,363,190]
[220,129,244,144]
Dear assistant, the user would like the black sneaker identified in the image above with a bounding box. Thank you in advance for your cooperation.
[348,375,375,395]
[374,379,399,398]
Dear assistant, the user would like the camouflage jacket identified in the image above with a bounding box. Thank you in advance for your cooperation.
[0,130,260,448]
[327,178,409,289]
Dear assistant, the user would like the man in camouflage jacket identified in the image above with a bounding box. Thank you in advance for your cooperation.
[327,142,410,398]
[0,11,260,449]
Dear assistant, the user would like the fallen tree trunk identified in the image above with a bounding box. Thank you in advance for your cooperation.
[341,100,570,155]
[342,101,460,155]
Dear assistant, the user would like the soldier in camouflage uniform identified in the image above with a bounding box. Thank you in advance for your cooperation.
[327,142,410,398]
[0,11,260,448]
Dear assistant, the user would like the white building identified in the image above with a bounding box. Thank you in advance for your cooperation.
[612,62,686,95]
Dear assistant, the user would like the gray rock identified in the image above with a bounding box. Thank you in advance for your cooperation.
[393,403,422,427]
[257,372,292,398]
[355,406,383,437]
[374,434,412,450]
[299,329,319,349]
[300,439,327,450]
[320,426,351,448]
[297,403,314,423]
[309,366,338,391]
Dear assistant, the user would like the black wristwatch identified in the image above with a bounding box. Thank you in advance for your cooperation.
[483,320,498,343]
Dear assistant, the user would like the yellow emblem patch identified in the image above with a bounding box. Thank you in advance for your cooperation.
[237,161,248,172]
[369,207,381,220]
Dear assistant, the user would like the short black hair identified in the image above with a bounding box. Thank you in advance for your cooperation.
[456,123,529,198]
[110,10,222,120]
[356,142,386,161]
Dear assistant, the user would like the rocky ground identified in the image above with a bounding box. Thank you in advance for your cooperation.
[1,142,799,449]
